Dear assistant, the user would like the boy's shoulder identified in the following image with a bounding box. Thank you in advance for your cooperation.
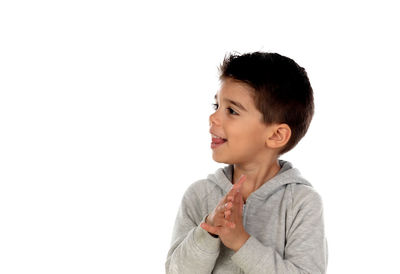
[183,177,220,201]
[287,181,324,212]
[277,160,323,208]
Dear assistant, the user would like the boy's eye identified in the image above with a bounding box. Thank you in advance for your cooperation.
[227,107,239,115]
[212,103,239,115]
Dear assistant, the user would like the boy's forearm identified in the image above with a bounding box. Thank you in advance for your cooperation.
[231,190,328,274]
[231,235,327,274]
[166,216,221,274]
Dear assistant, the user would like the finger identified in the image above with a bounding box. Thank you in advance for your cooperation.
[225,202,233,210]
[233,189,241,204]
[238,191,244,216]
[237,190,244,206]
[230,192,244,223]
[220,217,236,229]
[220,175,246,215]
[233,175,245,190]
[214,212,229,226]
[231,191,243,219]
[214,212,235,226]
[216,203,224,212]
[225,187,239,203]
[217,188,233,209]
[226,188,237,202]
[226,175,246,202]
[224,209,231,218]
[217,202,232,213]
[216,196,228,210]
[226,175,246,198]
[214,207,233,226]
[236,174,247,185]
[200,222,220,235]
[218,192,234,211]
[234,174,246,190]
[222,218,235,228]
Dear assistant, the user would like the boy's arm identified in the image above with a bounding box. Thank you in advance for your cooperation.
[165,182,221,274]
[231,188,328,274]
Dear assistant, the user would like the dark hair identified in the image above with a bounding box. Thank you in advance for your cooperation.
[219,52,314,154]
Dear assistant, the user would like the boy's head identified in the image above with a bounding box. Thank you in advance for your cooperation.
[218,52,314,155]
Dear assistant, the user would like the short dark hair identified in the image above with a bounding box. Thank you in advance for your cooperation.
[219,52,314,154]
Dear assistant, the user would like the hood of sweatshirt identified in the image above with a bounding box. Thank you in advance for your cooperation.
[206,159,312,201]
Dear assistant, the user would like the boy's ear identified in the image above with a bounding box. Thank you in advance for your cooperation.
[265,124,291,149]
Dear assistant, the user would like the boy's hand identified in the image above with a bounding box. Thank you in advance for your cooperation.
[203,175,245,229]
[201,175,250,252]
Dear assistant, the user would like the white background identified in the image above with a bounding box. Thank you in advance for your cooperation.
[1,0,399,273]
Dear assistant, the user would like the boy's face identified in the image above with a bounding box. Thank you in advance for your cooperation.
[209,78,274,165]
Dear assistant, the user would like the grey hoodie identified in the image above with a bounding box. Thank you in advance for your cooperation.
[166,160,328,273]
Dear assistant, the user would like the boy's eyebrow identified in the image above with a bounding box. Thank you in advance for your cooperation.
[214,94,248,112]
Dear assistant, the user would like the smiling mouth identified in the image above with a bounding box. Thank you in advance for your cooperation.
[211,133,227,141]
[212,137,227,144]
[211,136,227,149]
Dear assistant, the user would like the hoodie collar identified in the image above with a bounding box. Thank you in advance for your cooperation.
[207,160,312,200]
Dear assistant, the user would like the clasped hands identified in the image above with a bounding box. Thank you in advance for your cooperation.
[201,175,250,252]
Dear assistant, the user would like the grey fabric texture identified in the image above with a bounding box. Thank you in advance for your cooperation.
[166,160,328,273]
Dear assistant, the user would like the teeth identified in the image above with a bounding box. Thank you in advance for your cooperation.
[212,134,225,139]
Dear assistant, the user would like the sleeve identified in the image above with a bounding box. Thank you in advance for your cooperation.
[165,183,221,274]
[231,189,328,274]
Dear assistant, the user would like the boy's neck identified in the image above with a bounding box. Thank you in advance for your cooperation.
[233,158,281,202]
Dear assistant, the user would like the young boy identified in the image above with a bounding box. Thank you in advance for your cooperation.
[165,52,328,273]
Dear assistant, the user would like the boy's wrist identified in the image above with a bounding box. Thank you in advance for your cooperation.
[205,215,219,238]
[209,232,219,238]
[232,232,250,252]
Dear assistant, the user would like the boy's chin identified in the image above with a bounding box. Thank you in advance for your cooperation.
[212,155,234,165]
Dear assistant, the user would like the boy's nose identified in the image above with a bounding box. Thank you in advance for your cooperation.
[209,112,219,127]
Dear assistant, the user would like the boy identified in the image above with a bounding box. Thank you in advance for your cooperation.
[165,52,328,273]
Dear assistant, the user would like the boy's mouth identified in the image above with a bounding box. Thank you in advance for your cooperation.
[211,134,227,148]
[211,133,227,141]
